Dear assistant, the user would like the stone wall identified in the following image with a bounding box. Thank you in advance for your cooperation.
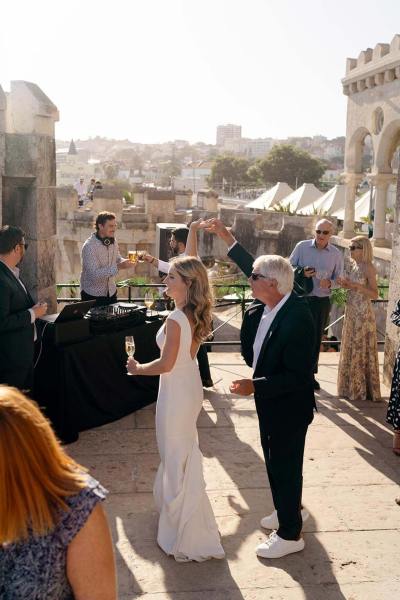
[56,188,326,287]
[384,175,400,384]
[0,81,59,309]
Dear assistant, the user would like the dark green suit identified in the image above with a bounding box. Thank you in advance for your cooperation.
[0,261,35,389]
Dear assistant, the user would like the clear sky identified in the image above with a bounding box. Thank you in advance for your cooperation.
[1,0,400,144]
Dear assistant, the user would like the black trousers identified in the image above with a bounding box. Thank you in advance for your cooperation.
[306,296,331,374]
[197,343,212,384]
[258,420,308,540]
[0,364,33,392]
[81,290,117,307]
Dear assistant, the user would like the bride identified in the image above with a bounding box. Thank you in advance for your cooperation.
[127,256,225,562]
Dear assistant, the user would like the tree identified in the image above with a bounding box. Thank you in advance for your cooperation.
[246,164,263,186]
[258,144,326,188]
[209,155,253,189]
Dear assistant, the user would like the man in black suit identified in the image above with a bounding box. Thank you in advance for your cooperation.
[205,219,315,558]
[0,226,47,390]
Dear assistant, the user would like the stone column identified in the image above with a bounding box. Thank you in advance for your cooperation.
[342,173,362,238]
[2,81,59,310]
[0,86,6,226]
[369,173,395,247]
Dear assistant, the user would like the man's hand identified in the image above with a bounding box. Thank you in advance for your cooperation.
[202,218,236,246]
[303,267,315,278]
[229,378,254,396]
[33,302,48,318]
[142,253,156,265]
[118,259,135,270]
[319,279,331,289]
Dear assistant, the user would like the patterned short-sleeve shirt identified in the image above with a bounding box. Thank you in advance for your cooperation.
[0,474,107,600]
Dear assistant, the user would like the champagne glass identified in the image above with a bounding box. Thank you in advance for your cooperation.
[315,270,328,287]
[144,291,154,316]
[125,335,135,375]
[128,250,137,264]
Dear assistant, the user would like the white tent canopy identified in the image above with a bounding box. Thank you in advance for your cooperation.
[273,183,322,212]
[332,189,374,221]
[298,184,346,216]
[245,182,293,209]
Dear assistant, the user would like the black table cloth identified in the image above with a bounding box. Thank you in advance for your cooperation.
[34,318,162,443]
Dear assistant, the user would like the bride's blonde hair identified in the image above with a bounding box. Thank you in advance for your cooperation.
[171,256,213,343]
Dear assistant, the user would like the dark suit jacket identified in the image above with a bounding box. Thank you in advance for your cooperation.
[228,242,316,433]
[0,261,35,377]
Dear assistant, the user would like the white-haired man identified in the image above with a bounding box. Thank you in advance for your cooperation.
[205,219,315,559]
[289,219,343,390]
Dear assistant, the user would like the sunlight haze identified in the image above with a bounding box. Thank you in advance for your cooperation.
[2,0,400,143]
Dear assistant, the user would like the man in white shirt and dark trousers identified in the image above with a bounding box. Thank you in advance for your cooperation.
[80,211,133,306]
[205,218,315,559]
[0,225,47,390]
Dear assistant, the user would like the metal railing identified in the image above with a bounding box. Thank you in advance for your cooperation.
[56,283,390,348]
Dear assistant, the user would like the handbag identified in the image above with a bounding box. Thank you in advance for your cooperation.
[293,266,313,297]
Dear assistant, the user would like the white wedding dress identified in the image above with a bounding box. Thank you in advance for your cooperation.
[154,309,225,562]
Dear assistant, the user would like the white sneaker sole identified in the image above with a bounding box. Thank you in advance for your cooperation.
[256,538,305,558]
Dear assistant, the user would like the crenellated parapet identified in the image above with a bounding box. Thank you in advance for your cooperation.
[4,80,59,136]
[342,34,400,96]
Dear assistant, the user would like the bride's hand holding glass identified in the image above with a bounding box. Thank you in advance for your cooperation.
[126,356,141,375]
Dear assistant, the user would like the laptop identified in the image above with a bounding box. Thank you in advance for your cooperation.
[40,300,96,324]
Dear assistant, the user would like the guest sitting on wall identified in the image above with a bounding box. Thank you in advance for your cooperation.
[0,385,117,600]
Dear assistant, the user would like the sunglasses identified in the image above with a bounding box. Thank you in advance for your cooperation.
[250,272,267,281]
[315,230,331,235]
[349,245,362,251]
[18,242,28,250]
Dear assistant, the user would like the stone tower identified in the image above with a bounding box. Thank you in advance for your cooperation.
[0,81,59,309]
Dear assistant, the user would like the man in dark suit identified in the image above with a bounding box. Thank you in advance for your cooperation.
[205,219,315,558]
[0,226,47,390]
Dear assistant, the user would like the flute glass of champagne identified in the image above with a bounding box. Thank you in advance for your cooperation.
[125,335,135,375]
[144,291,154,316]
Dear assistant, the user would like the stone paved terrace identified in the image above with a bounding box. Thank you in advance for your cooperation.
[67,353,400,600]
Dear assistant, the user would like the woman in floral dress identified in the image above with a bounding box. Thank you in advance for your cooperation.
[386,299,400,455]
[337,236,381,402]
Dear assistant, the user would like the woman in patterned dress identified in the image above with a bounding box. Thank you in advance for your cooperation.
[386,300,400,455]
[0,386,117,600]
[337,236,381,402]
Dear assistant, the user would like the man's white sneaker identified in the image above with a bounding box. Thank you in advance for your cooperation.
[256,531,305,559]
[260,508,309,530]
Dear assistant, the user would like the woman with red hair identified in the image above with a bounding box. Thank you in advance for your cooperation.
[0,386,117,599]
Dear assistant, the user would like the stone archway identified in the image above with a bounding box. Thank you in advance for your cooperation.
[342,34,400,246]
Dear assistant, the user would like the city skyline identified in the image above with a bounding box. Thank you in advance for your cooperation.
[2,0,400,144]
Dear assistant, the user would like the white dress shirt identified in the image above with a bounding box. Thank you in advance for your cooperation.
[252,293,291,370]
[157,252,187,275]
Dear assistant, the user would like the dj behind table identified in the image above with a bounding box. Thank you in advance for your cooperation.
[34,301,162,443]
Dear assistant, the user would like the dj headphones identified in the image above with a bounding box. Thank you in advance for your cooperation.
[96,232,115,246]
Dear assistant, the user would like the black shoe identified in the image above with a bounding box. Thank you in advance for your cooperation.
[202,379,214,388]
[313,378,320,390]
